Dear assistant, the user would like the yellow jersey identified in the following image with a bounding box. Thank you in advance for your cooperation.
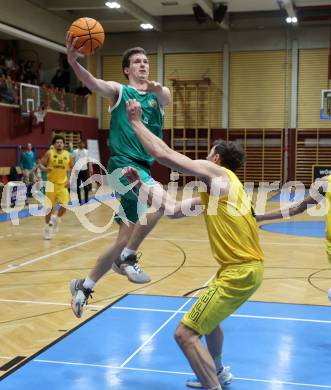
[200,167,264,266]
[47,149,71,185]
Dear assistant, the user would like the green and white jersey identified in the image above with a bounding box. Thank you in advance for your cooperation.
[109,84,164,167]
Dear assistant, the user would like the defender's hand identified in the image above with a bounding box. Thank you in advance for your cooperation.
[126,99,142,122]
[122,166,141,185]
[144,80,163,94]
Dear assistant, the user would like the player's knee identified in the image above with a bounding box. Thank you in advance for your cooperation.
[174,325,184,346]
[174,323,197,349]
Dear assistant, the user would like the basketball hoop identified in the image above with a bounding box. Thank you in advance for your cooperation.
[33,109,46,124]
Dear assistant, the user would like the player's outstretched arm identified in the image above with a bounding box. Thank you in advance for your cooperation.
[66,32,120,99]
[123,167,203,219]
[126,99,222,181]
[256,177,327,222]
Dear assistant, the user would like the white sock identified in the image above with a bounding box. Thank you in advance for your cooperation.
[83,277,96,290]
[120,247,136,262]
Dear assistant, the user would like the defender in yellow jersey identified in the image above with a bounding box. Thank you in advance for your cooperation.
[124,99,265,390]
[40,136,73,240]
[256,175,331,301]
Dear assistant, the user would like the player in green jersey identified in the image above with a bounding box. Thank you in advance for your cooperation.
[66,33,174,317]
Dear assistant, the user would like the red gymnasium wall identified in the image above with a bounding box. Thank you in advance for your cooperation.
[0,105,171,184]
[0,104,98,164]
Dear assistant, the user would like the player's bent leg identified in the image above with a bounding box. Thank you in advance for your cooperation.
[112,193,155,283]
[70,278,94,318]
[52,186,69,233]
[43,189,56,240]
[115,182,178,284]
[114,210,163,283]
[175,323,221,390]
[70,222,134,318]
[90,221,134,283]
[186,326,232,388]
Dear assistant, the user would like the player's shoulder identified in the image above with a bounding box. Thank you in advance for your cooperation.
[107,80,122,91]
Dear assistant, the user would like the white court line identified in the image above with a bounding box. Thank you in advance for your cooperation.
[32,359,331,388]
[0,356,12,360]
[119,274,215,368]
[1,299,330,324]
[112,306,331,324]
[231,313,331,324]
[0,231,117,274]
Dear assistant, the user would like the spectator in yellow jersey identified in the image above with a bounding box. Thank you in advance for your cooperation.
[40,136,73,240]
[124,99,264,390]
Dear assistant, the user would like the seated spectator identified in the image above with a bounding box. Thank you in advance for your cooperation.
[0,76,15,104]
[5,56,14,70]
[75,82,91,97]
[51,69,64,89]
[37,62,44,85]
[0,55,6,76]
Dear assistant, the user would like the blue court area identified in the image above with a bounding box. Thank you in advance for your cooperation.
[1,294,331,389]
[261,220,325,238]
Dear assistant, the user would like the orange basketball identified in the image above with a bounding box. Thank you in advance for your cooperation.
[68,17,105,55]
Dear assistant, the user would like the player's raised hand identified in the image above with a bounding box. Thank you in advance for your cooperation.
[66,32,83,64]
[126,99,142,122]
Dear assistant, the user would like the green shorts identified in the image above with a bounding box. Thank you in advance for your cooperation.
[182,261,264,335]
[107,157,158,224]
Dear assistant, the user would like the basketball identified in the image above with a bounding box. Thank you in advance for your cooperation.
[68,17,105,55]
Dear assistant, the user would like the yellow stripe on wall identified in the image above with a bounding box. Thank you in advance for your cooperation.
[164,52,223,128]
[229,51,290,129]
[101,54,157,129]
[297,48,329,128]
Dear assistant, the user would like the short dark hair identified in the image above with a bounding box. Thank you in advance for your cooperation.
[52,135,65,145]
[122,47,147,79]
[212,139,245,172]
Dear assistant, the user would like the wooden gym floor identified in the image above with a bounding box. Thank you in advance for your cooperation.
[0,191,330,378]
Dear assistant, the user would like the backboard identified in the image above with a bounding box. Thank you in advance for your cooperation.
[19,83,40,116]
[320,89,331,120]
